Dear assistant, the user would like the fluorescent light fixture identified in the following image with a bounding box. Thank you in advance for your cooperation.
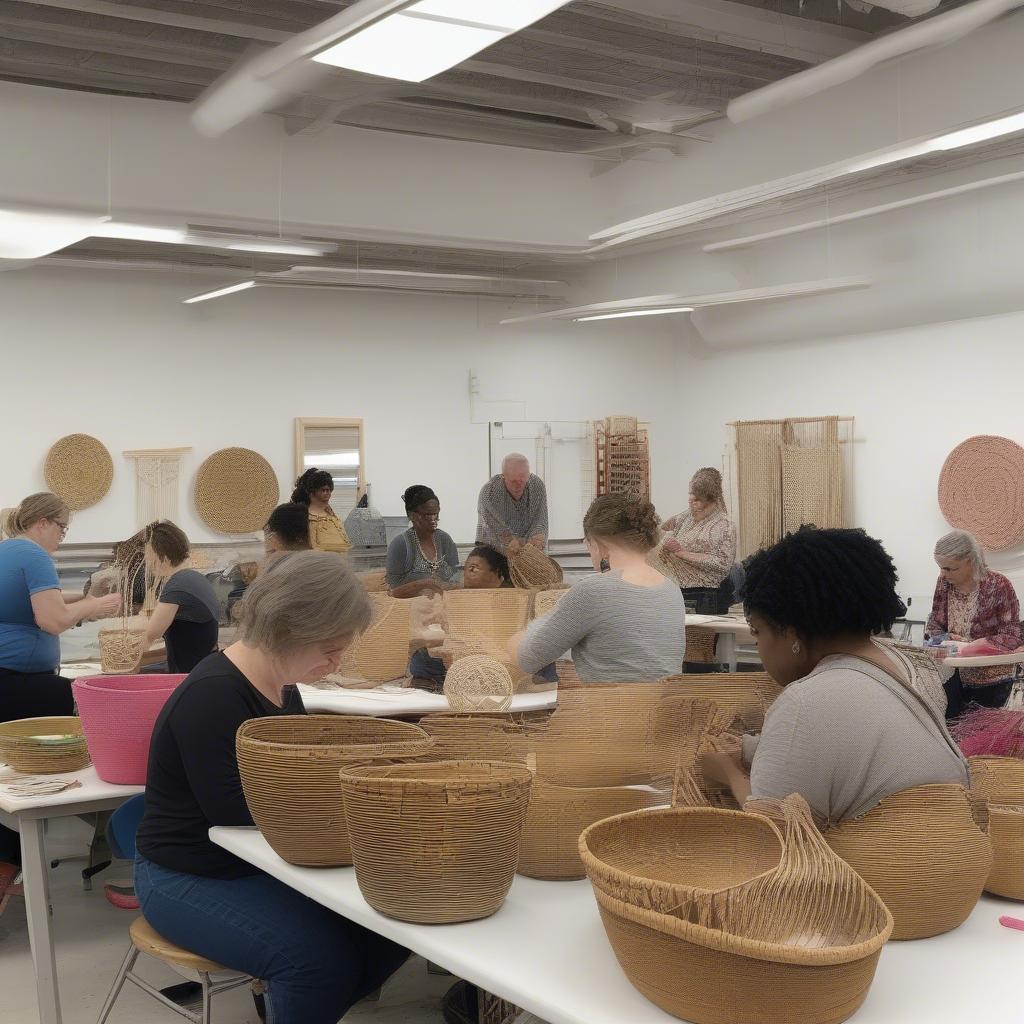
[223,238,335,257]
[93,222,188,244]
[930,110,1024,151]
[183,280,256,304]
[407,0,569,30]
[0,209,110,259]
[574,306,695,322]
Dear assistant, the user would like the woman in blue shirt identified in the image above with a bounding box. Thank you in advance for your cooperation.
[0,492,120,865]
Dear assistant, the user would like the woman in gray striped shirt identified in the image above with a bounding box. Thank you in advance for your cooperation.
[511,495,686,683]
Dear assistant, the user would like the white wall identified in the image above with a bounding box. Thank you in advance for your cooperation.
[671,310,1024,602]
[1,267,686,545]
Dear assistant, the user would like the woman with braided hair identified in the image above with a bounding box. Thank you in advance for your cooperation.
[701,526,968,822]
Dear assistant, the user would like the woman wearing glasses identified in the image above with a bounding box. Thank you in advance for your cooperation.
[385,485,461,599]
[0,492,120,866]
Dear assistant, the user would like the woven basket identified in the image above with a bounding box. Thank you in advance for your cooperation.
[0,717,91,774]
[419,714,528,764]
[237,715,433,867]
[967,756,1024,899]
[579,797,893,1024]
[684,627,718,664]
[508,545,564,589]
[339,760,532,924]
[822,784,991,940]
[659,672,783,734]
[73,674,186,784]
[98,629,148,674]
[194,447,280,535]
[444,655,515,713]
[352,594,412,682]
[44,433,114,511]
[443,589,531,645]
[518,781,670,880]
[968,754,1024,805]
[356,570,389,594]
[532,587,568,618]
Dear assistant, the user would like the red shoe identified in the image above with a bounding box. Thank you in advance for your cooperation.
[103,881,139,910]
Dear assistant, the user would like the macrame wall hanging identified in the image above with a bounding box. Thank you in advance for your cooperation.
[123,448,191,530]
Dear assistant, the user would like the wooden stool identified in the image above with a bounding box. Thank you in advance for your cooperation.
[96,917,254,1023]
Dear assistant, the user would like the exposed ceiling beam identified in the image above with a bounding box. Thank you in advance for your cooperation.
[581,0,869,64]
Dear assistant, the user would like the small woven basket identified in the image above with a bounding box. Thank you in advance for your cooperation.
[0,717,91,774]
[237,715,433,867]
[339,760,533,924]
[98,629,148,674]
[579,797,893,1024]
[352,594,412,682]
[444,655,515,713]
[968,756,1024,900]
[508,545,563,589]
[822,783,992,940]
[518,780,670,881]
[419,715,528,764]
[532,587,569,618]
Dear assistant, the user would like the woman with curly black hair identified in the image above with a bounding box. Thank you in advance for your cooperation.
[702,526,968,821]
[291,468,351,554]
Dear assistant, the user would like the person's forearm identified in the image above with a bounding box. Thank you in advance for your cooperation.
[725,765,752,805]
[62,591,86,604]
[44,596,113,634]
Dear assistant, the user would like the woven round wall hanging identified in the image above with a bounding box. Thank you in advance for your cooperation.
[194,447,280,534]
[44,434,113,511]
[938,435,1024,550]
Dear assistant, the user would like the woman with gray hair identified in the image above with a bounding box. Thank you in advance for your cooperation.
[927,529,1022,718]
[135,551,408,1023]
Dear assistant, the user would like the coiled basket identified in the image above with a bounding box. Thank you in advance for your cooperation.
[236,715,433,867]
[339,760,532,923]
[969,756,1024,900]
[0,717,91,774]
[579,797,893,1024]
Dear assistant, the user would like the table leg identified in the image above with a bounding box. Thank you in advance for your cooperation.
[719,633,738,673]
[21,817,62,1024]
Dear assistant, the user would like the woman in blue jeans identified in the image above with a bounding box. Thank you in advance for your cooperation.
[135,551,408,1023]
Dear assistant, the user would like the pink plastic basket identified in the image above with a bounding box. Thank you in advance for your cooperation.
[72,675,186,784]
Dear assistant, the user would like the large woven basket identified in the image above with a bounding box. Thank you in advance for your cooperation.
[352,594,412,682]
[822,783,991,940]
[518,780,670,881]
[237,715,433,867]
[531,587,569,618]
[508,545,563,589]
[73,674,186,784]
[443,589,531,644]
[968,756,1024,899]
[339,760,532,923]
[419,715,528,764]
[0,717,91,774]
[659,672,783,734]
[98,628,148,674]
[579,798,893,1024]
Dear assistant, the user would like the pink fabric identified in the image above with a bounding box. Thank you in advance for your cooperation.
[73,675,186,784]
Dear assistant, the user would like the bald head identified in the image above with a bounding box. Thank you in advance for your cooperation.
[501,454,531,500]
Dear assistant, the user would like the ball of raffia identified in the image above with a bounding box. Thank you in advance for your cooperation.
[444,655,514,713]
[938,435,1024,550]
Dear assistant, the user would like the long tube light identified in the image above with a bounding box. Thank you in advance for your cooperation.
[0,210,111,259]
[574,306,695,322]
[183,281,256,304]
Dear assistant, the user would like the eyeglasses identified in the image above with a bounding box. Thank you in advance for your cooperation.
[51,519,69,537]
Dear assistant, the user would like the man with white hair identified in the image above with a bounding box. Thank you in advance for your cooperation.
[476,454,549,555]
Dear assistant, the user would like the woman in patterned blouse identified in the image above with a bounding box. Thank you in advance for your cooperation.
[655,468,737,612]
[927,529,1022,718]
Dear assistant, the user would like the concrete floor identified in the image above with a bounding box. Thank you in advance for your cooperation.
[0,817,454,1024]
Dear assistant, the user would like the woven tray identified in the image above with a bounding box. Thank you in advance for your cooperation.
[339,760,532,924]
[580,798,892,1024]
[44,433,113,511]
[236,715,433,867]
[194,447,280,535]
[0,717,91,774]
[444,655,515,713]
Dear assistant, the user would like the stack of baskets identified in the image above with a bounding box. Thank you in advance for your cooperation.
[579,797,893,1024]
[73,674,186,784]
[236,715,433,866]
[339,760,532,923]
[968,755,1024,900]
[0,717,91,773]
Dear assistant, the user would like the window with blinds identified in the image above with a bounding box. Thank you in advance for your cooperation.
[296,420,364,518]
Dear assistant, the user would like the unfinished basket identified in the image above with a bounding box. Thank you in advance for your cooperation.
[659,672,783,734]
[339,760,533,924]
[419,715,528,764]
[352,594,412,682]
[508,545,563,589]
[98,629,148,674]
[236,715,433,867]
[967,756,1024,900]
[968,754,1024,805]
[444,655,515,713]
[579,797,893,1024]
[194,447,280,535]
[443,589,530,644]
[822,783,991,940]
[532,587,569,618]
[44,433,114,511]
[518,781,670,881]
[0,717,91,774]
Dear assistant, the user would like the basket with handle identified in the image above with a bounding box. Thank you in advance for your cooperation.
[351,594,412,682]
[236,715,433,867]
[73,674,186,784]
[339,760,532,923]
[0,717,91,774]
[968,755,1024,900]
[579,796,893,1024]
[98,628,148,674]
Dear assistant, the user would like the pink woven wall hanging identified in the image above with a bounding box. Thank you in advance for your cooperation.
[938,435,1024,550]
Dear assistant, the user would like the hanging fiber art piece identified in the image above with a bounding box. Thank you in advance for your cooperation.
[194,447,280,535]
[44,434,114,511]
[938,435,1024,550]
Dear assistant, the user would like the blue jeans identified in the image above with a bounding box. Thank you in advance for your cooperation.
[135,855,409,1024]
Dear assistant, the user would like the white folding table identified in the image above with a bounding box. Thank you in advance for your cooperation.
[210,826,1023,1024]
[0,767,143,1024]
[685,614,755,672]
[300,686,557,717]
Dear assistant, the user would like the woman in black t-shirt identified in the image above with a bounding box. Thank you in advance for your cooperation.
[139,521,220,673]
[135,551,408,1024]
